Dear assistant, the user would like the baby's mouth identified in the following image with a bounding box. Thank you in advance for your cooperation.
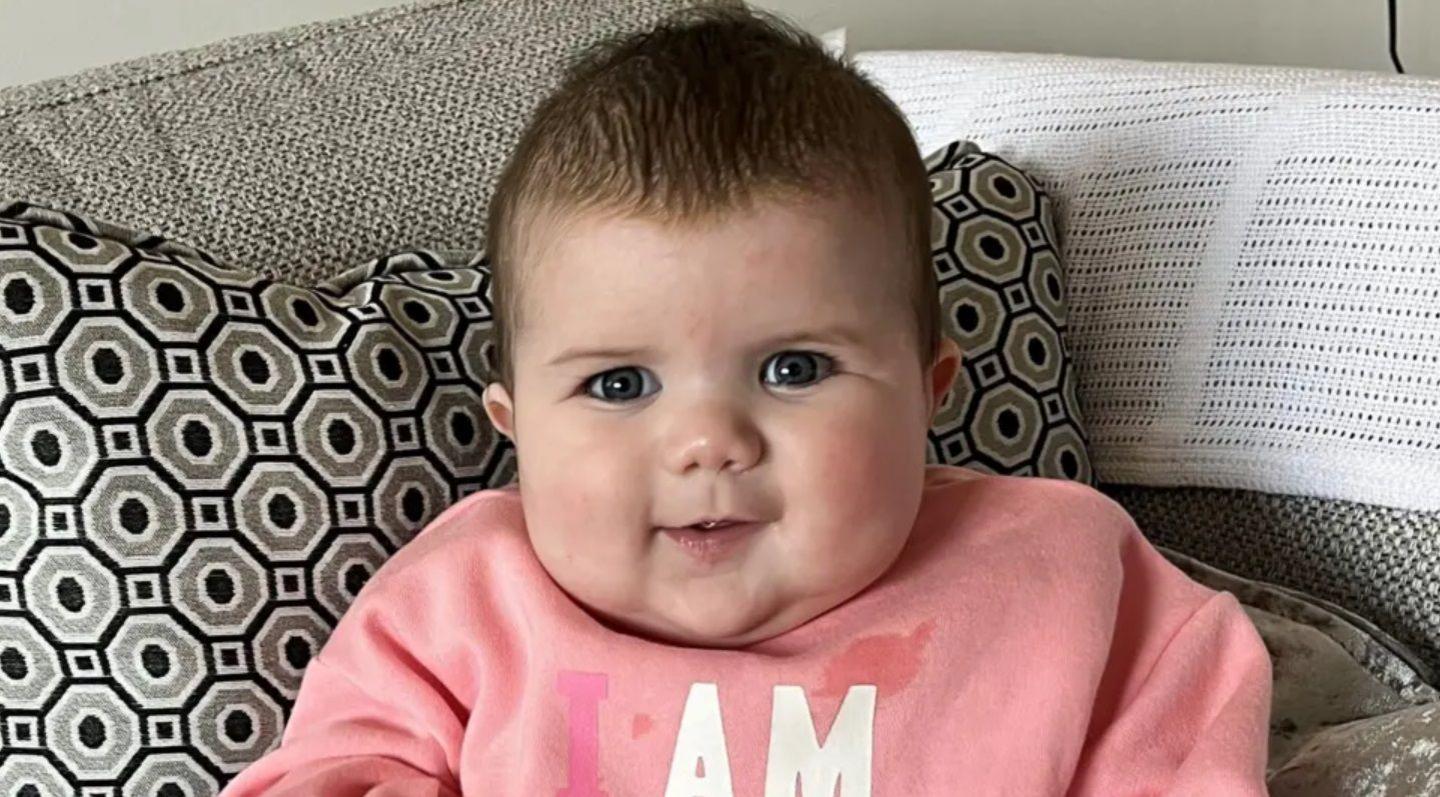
[656,515,756,531]
[654,518,766,565]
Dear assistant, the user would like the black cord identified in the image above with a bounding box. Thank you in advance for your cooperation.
[1389,0,1405,73]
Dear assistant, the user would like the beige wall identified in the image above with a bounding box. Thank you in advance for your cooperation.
[758,0,1438,76]
[2,0,1436,88]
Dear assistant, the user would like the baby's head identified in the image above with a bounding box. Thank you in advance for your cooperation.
[481,4,961,648]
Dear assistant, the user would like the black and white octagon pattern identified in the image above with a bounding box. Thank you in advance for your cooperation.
[0,200,514,795]
[923,141,1093,484]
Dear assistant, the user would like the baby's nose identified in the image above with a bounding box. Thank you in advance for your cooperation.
[661,401,763,475]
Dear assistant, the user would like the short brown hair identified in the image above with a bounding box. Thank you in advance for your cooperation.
[484,3,937,391]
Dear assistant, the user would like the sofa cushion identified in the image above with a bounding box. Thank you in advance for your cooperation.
[0,199,506,791]
[0,0,714,288]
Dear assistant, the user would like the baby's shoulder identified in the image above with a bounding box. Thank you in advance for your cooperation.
[919,464,1142,564]
[308,484,541,670]
[909,468,1195,620]
[923,464,1135,527]
[357,483,534,598]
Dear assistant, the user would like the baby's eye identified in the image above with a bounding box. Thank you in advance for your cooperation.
[761,351,834,389]
[584,366,659,403]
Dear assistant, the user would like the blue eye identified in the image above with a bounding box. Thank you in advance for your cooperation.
[585,366,659,403]
[762,351,834,388]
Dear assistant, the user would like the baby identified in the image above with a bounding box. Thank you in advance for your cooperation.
[222,5,1272,795]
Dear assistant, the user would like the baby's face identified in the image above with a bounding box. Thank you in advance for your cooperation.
[482,191,960,647]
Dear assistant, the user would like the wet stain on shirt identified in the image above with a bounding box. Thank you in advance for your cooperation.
[817,618,937,698]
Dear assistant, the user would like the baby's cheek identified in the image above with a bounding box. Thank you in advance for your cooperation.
[545,470,622,535]
[782,424,917,598]
[518,428,618,533]
[793,425,890,521]
[812,393,922,487]
[544,431,650,534]
[525,471,636,601]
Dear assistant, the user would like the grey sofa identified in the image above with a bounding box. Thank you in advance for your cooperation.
[1,1,1437,794]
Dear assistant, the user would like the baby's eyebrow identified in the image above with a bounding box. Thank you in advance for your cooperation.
[544,325,868,368]
[546,346,655,368]
[757,325,869,351]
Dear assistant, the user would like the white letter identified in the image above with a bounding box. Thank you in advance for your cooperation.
[764,684,876,797]
[664,682,735,797]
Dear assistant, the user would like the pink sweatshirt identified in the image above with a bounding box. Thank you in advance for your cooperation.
[222,465,1272,796]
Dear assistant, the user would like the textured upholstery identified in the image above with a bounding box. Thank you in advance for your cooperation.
[0,0,717,287]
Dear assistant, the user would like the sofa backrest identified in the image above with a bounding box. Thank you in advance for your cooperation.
[0,0,713,287]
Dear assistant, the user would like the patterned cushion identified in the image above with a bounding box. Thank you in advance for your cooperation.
[0,142,1090,792]
[924,140,1092,483]
[0,200,511,793]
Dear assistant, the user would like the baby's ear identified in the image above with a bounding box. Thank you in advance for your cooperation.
[926,336,963,422]
[482,382,517,442]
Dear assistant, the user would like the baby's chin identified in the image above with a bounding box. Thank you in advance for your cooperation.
[606,591,832,649]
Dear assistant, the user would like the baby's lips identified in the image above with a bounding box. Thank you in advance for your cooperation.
[655,513,763,530]
[658,521,767,564]
[687,518,739,530]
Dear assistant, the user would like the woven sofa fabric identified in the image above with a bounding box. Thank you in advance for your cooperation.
[854,50,1440,514]
[1107,483,1440,677]
[0,0,713,289]
[1159,544,1440,795]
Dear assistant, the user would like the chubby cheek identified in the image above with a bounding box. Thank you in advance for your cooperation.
[778,385,929,581]
[514,413,649,599]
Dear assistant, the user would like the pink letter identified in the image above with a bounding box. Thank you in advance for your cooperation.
[557,670,609,797]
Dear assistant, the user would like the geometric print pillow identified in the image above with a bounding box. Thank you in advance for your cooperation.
[923,140,1094,484]
[0,199,512,796]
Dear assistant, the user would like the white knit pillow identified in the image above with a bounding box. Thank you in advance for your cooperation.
[856,50,1440,512]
